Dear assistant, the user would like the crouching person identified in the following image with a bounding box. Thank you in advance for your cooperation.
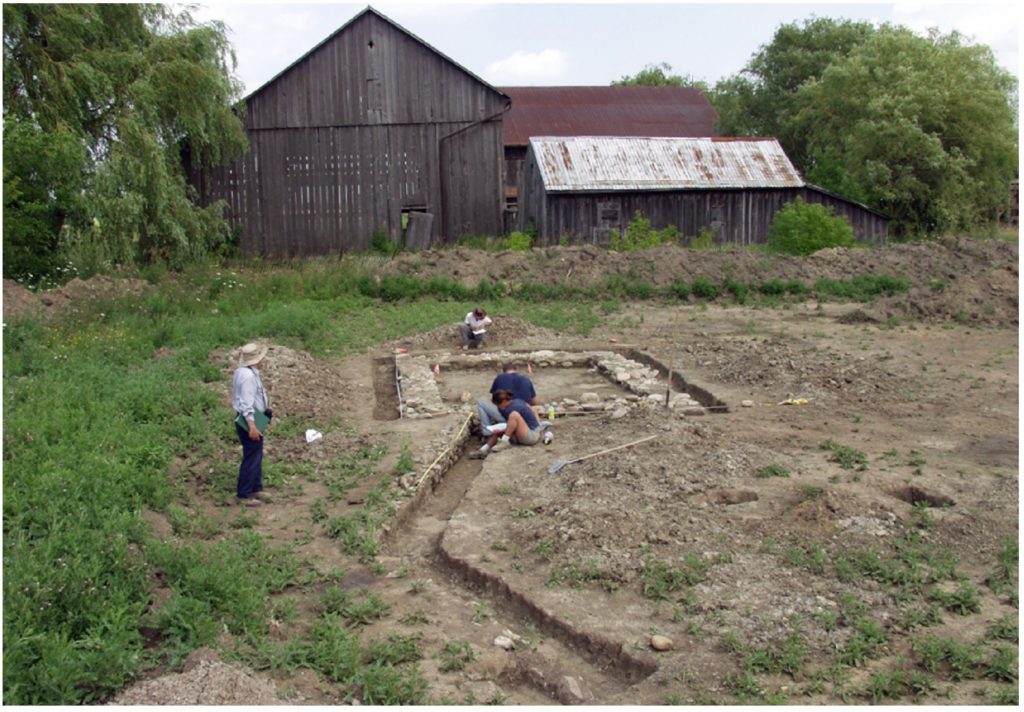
[470,389,540,459]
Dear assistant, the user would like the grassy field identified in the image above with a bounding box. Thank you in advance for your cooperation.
[2,252,1004,704]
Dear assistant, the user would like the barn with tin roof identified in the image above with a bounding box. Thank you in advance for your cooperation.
[498,86,716,224]
[517,136,889,246]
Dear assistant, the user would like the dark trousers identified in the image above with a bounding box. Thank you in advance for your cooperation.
[236,423,263,498]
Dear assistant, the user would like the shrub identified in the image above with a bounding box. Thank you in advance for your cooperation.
[610,211,680,251]
[688,225,716,250]
[766,197,855,256]
[690,275,721,300]
[504,230,533,251]
[370,230,403,257]
[667,278,691,300]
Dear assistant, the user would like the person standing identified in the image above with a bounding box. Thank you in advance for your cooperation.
[459,308,492,350]
[232,342,273,506]
[477,362,540,433]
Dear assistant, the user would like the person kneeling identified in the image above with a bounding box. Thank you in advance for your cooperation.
[471,389,541,459]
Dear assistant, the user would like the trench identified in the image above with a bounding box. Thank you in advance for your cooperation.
[370,346,730,701]
[380,429,657,703]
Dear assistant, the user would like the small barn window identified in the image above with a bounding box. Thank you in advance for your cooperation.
[598,201,620,223]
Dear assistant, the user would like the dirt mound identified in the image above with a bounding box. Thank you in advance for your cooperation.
[380,238,1018,327]
[110,648,279,705]
[2,279,42,321]
[681,335,908,406]
[385,314,561,352]
[3,275,151,321]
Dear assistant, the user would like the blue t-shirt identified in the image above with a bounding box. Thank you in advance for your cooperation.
[490,372,536,403]
[499,398,540,430]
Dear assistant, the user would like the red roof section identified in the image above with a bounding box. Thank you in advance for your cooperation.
[499,86,717,147]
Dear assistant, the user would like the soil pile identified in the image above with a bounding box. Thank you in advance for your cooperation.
[111,649,279,705]
[3,276,151,321]
[380,237,1018,326]
[386,314,561,352]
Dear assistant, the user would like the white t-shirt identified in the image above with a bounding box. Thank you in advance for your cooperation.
[464,311,492,334]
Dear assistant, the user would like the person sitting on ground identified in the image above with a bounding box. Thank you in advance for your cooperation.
[477,362,541,435]
[471,389,542,459]
[459,307,492,350]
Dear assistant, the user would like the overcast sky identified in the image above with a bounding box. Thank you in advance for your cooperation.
[194,1,1020,96]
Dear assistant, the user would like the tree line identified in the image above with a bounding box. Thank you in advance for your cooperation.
[4,7,1018,285]
[614,18,1018,239]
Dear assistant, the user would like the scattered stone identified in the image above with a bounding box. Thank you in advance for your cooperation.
[493,635,515,650]
[610,407,630,420]
[580,392,601,404]
[398,473,417,490]
[557,675,586,704]
[651,634,674,651]
[501,628,524,643]
[741,399,754,407]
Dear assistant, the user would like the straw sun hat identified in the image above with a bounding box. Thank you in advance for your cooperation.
[238,342,268,367]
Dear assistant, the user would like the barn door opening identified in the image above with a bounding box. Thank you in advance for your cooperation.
[592,200,621,245]
[402,206,433,250]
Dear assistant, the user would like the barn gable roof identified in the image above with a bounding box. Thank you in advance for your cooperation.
[501,86,716,147]
[529,136,804,192]
[246,6,508,104]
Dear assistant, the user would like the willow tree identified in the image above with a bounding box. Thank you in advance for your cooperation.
[3,3,248,282]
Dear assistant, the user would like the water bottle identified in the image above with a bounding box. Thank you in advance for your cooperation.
[543,430,553,445]
[547,403,556,421]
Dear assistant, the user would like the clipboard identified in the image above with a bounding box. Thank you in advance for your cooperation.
[236,410,270,433]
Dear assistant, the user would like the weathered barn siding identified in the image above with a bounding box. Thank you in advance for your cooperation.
[518,137,888,245]
[525,189,887,246]
[498,87,717,218]
[192,8,508,255]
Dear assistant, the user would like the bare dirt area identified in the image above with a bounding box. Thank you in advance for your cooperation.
[98,239,1018,704]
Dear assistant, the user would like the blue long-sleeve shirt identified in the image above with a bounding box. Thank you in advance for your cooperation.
[232,366,268,420]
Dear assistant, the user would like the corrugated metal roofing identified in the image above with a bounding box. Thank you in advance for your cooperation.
[530,136,804,192]
[500,86,716,147]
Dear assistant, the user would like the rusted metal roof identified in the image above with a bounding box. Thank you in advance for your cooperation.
[500,86,716,147]
[529,136,804,192]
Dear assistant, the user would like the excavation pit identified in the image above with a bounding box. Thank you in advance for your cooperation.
[377,347,727,695]
[385,347,726,422]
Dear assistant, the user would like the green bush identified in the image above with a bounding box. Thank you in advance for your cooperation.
[504,231,533,251]
[767,197,855,256]
[688,226,716,250]
[690,275,721,300]
[370,230,403,258]
[610,211,680,251]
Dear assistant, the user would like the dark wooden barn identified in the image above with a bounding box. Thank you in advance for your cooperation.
[498,86,716,226]
[517,136,888,246]
[191,7,510,255]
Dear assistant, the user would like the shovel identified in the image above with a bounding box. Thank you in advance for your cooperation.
[547,434,659,474]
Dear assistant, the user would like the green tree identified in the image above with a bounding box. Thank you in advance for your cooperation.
[710,17,1018,237]
[613,62,709,92]
[795,28,1018,236]
[2,3,247,282]
[710,17,876,167]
